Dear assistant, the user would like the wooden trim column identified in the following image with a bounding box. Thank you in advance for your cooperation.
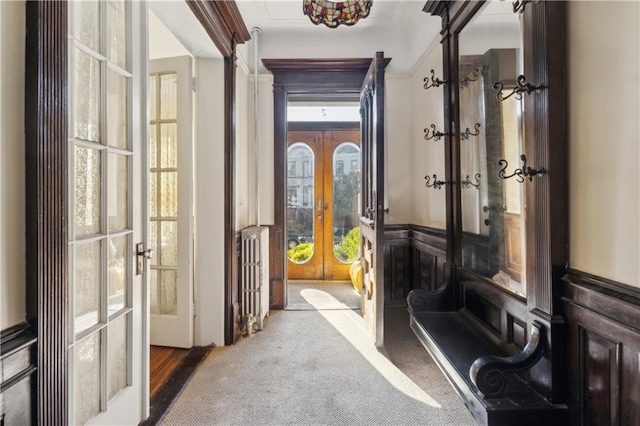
[271,86,286,309]
[224,46,240,345]
[188,0,250,345]
[24,1,68,423]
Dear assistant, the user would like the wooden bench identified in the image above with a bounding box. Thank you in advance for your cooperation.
[407,267,566,425]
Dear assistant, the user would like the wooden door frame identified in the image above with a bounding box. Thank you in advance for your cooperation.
[263,59,376,309]
[23,1,248,422]
[187,1,249,345]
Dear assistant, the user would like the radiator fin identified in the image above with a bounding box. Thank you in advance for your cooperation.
[240,226,270,333]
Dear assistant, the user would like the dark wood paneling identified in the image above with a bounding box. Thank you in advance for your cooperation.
[383,225,447,303]
[287,122,360,132]
[563,270,640,426]
[465,290,501,335]
[24,2,68,423]
[1,323,36,425]
[411,226,447,292]
[224,51,240,345]
[384,232,411,303]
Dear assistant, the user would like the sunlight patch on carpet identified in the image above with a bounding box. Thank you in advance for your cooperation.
[301,288,443,409]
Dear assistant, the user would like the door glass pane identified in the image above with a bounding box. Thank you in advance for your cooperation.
[74,241,102,334]
[160,221,178,266]
[287,143,314,264]
[150,173,158,218]
[73,48,101,143]
[74,332,101,425]
[107,314,128,401]
[107,69,128,149]
[108,236,127,316]
[108,153,129,231]
[149,76,157,121]
[160,172,177,217]
[73,0,100,51]
[150,271,158,315]
[332,143,361,263]
[160,270,177,315]
[160,123,177,168]
[160,73,177,120]
[150,124,157,169]
[74,147,101,237]
[107,0,127,70]
[149,221,158,267]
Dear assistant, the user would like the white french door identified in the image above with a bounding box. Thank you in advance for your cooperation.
[149,57,194,348]
[68,1,147,424]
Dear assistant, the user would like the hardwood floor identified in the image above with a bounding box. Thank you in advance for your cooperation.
[150,345,190,399]
[142,345,213,425]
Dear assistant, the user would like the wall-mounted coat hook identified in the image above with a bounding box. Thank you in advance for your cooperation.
[423,69,446,90]
[424,124,447,142]
[498,154,546,182]
[494,75,545,102]
[461,173,481,189]
[425,174,447,190]
[513,0,532,14]
[460,123,481,140]
[460,67,482,89]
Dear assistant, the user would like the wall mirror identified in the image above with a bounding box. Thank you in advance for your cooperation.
[458,1,526,297]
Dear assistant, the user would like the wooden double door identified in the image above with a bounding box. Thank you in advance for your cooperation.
[287,128,361,280]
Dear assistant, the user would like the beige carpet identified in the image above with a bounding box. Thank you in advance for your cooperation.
[161,284,475,425]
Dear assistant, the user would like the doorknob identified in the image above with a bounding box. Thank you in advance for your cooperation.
[136,242,153,275]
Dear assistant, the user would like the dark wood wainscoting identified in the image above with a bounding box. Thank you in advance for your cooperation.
[562,270,640,426]
[384,225,447,305]
[0,323,37,425]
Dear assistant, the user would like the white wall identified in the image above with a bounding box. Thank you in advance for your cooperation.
[257,76,275,225]
[0,1,26,330]
[193,58,226,346]
[385,75,412,224]
[567,1,640,287]
[410,41,446,229]
[236,60,252,230]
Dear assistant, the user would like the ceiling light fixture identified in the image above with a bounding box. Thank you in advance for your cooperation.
[303,0,373,28]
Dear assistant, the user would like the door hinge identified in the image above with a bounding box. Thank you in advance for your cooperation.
[191,77,196,93]
[193,300,197,317]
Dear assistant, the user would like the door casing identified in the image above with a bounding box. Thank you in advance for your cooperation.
[263,58,386,310]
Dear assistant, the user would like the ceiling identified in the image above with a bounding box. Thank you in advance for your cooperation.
[235,0,442,75]
[148,0,443,76]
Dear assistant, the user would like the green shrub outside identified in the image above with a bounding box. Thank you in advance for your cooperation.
[286,228,360,264]
[334,227,360,263]
[287,242,314,263]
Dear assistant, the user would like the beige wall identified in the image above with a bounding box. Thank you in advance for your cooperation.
[410,42,446,229]
[193,58,226,346]
[385,75,413,224]
[1,1,26,330]
[567,1,640,287]
[236,61,252,230]
[257,76,275,225]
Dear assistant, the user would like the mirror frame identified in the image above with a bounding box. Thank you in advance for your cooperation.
[424,0,568,401]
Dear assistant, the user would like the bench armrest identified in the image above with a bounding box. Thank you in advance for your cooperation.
[469,320,545,398]
[407,263,455,313]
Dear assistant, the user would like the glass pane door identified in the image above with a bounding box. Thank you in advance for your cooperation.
[149,56,194,349]
[68,1,142,424]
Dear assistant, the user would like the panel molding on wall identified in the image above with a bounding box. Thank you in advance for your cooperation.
[0,322,37,425]
[563,269,640,425]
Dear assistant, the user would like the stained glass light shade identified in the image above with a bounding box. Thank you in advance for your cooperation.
[303,0,372,28]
